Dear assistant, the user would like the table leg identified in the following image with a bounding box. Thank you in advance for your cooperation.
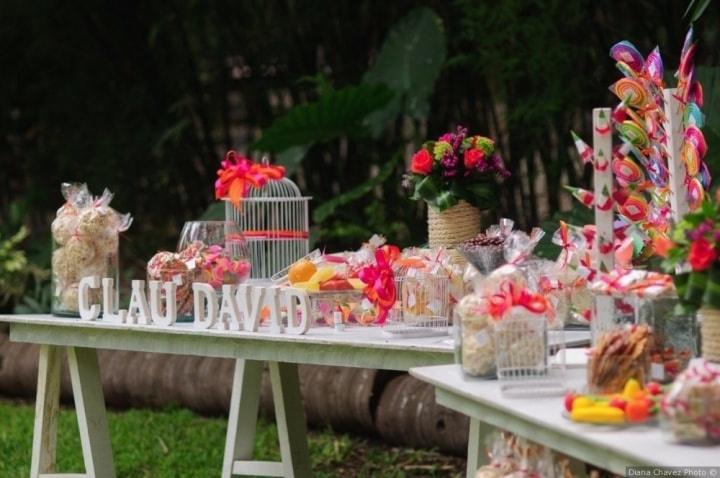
[466,417,491,478]
[67,347,116,478]
[30,345,62,478]
[222,359,264,478]
[268,361,312,478]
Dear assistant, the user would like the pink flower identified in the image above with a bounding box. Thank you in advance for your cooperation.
[463,149,485,170]
[689,238,717,271]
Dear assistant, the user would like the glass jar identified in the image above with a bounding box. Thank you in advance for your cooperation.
[587,323,652,394]
[177,221,251,290]
[455,294,496,378]
[146,268,194,322]
[661,359,720,445]
[51,234,119,317]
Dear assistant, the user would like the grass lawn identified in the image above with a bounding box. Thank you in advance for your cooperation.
[0,399,464,477]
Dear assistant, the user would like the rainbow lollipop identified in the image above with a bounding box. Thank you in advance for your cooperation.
[610,41,645,73]
[685,125,707,158]
[687,177,703,210]
[612,155,645,186]
[611,78,648,109]
[618,120,649,148]
[682,142,700,176]
[643,47,664,86]
[619,193,650,223]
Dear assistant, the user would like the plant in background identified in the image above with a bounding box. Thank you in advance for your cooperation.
[405,126,509,211]
[661,191,720,311]
[0,227,29,306]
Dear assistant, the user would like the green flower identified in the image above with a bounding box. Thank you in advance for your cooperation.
[433,141,453,161]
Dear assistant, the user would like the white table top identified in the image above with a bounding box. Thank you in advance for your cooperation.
[410,364,720,473]
[0,315,589,371]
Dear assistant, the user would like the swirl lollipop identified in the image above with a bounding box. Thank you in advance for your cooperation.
[685,125,707,158]
[615,61,638,79]
[687,177,703,210]
[619,193,650,223]
[643,47,664,86]
[699,162,712,189]
[610,41,645,73]
[684,103,705,127]
[618,120,649,148]
[682,142,700,177]
[612,155,645,186]
[611,78,648,109]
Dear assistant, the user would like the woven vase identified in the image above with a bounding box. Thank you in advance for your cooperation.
[427,200,481,253]
[700,307,720,363]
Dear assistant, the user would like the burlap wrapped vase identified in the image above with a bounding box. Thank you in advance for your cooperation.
[427,200,481,258]
[700,307,720,363]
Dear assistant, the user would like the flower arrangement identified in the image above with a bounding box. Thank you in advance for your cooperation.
[405,126,510,211]
[661,191,720,311]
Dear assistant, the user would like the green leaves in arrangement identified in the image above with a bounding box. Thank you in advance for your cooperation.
[252,84,394,154]
[313,154,400,223]
[410,174,497,212]
[685,0,712,22]
[363,7,446,133]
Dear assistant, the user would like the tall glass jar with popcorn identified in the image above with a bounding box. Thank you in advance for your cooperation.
[51,183,132,316]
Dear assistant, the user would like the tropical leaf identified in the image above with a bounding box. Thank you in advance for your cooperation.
[312,154,399,223]
[684,0,712,21]
[363,7,446,133]
[252,84,394,153]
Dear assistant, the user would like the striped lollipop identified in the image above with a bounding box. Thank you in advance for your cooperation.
[611,78,648,109]
[610,41,645,73]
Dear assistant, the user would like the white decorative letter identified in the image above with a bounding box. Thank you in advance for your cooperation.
[127,280,151,325]
[102,278,120,322]
[264,287,283,334]
[78,275,101,321]
[236,285,265,332]
[283,288,311,335]
[217,284,240,330]
[193,283,218,329]
[149,280,177,326]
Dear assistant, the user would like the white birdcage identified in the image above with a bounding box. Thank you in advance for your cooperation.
[494,316,566,397]
[224,172,310,280]
[382,265,450,338]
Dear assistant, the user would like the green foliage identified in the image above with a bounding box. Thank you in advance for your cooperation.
[252,84,394,153]
[0,227,29,305]
[363,6,447,133]
[685,0,712,21]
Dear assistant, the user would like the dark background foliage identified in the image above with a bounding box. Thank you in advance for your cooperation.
[1,0,718,311]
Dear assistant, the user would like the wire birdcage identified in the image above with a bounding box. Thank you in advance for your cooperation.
[382,265,450,338]
[225,170,310,280]
[494,316,566,397]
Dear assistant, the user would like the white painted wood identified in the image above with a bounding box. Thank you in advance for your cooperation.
[30,345,62,478]
[283,288,311,335]
[592,108,614,273]
[193,283,218,329]
[411,364,719,474]
[664,88,689,221]
[231,460,284,476]
[127,280,151,325]
[268,362,312,478]
[236,285,265,332]
[78,276,101,321]
[222,359,263,478]
[218,284,240,330]
[148,280,177,326]
[101,278,119,322]
[465,417,488,478]
[66,347,116,478]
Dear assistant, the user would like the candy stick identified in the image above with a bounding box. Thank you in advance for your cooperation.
[592,108,614,273]
[663,88,689,221]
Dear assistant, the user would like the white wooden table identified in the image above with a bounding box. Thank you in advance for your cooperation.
[0,314,457,478]
[410,364,720,478]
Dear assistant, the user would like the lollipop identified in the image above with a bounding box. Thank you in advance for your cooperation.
[685,125,707,158]
[684,103,705,127]
[610,41,645,73]
[615,61,638,79]
[617,120,649,148]
[570,131,593,164]
[565,186,594,208]
[612,156,645,186]
[643,47,663,86]
[619,193,650,222]
[687,177,704,210]
[611,78,648,109]
[682,142,701,176]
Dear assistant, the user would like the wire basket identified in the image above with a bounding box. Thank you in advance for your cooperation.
[382,269,450,338]
[494,316,566,397]
[225,168,310,280]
